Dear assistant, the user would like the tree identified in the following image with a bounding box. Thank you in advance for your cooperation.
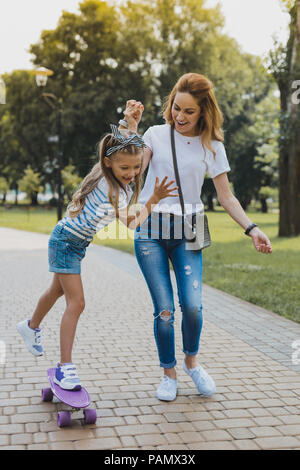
[29,0,127,177]
[269,0,300,236]
[61,164,81,201]
[0,70,57,194]
[248,89,280,213]
[0,177,9,204]
[18,166,43,205]
[1,0,276,210]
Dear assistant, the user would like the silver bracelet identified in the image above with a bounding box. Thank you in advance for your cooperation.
[118,119,128,129]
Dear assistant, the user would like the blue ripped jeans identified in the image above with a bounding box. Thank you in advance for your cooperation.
[134,212,203,369]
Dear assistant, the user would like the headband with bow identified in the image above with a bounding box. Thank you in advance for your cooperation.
[105,124,147,157]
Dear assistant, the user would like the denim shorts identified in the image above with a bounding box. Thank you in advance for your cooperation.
[48,224,90,274]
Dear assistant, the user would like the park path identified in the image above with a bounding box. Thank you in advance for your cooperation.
[0,226,300,450]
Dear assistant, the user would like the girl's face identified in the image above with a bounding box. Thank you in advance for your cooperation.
[104,152,142,188]
[171,92,201,137]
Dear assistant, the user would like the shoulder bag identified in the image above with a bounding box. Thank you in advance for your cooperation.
[170,124,211,251]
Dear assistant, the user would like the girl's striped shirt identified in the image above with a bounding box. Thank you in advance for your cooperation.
[59,176,132,241]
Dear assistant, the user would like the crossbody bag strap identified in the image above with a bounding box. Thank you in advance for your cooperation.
[170,124,185,216]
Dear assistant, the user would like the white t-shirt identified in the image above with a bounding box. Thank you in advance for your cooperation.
[139,124,231,215]
[61,176,133,241]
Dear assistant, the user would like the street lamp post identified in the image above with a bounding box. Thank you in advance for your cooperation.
[33,67,63,221]
[0,78,6,104]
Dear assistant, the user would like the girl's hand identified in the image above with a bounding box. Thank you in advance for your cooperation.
[123,99,144,130]
[152,176,178,203]
[250,227,272,254]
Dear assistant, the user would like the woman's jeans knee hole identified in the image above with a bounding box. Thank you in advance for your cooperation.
[156,310,173,322]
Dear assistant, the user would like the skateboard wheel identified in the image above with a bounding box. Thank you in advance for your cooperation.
[57,411,71,427]
[83,408,97,425]
[42,387,54,402]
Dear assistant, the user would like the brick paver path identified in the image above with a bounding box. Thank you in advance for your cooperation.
[0,227,300,450]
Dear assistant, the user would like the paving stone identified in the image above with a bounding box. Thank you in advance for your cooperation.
[1,227,300,450]
[254,436,300,450]
[135,434,168,447]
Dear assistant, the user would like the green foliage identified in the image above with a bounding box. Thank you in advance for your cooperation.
[0,177,9,200]
[268,0,300,235]
[281,0,296,12]
[226,84,278,210]
[1,0,276,210]
[18,166,44,204]
[61,164,81,200]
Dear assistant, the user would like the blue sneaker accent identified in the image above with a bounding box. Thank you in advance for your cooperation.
[55,364,65,382]
[16,319,43,357]
[54,363,82,391]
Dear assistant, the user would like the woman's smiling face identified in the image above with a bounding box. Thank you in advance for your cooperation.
[171,92,201,137]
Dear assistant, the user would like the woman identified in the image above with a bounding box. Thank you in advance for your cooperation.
[121,73,272,401]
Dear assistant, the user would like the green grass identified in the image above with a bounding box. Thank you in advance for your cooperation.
[0,206,57,234]
[1,205,300,324]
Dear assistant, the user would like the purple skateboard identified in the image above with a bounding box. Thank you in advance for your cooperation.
[41,368,97,427]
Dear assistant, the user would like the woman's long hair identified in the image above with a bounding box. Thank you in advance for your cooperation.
[67,132,143,218]
[162,73,224,156]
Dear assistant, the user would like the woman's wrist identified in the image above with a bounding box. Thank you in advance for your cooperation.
[244,223,258,236]
[128,124,138,133]
[119,118,138,133]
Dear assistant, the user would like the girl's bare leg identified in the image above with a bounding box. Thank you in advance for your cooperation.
[57,273,85,365]
[30,274,64,329]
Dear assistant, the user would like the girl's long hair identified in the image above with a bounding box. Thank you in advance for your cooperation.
[67,132,143,218]
[162,73,224,156]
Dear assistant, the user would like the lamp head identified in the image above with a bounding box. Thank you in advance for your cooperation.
[33,67,54,87]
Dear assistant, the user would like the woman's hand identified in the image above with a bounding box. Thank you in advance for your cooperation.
[152,177,178,203]
[249,227,272,254]
[123,99,144,131]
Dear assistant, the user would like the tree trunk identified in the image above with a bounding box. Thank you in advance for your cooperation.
[278,82,290,235]
[14,186,18,205]
[279,0,300,236]
[31,191,39,206]
[240,195,251,211]
[288,0,300,235]
[207,194,214,211]
[260,198,268,213]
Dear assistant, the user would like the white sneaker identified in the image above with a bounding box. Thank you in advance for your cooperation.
[54,363,82,391]
[16,319,43,356]
[183,360,216,397]
[156,375,178,401]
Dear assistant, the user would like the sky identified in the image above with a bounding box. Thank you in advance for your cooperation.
[0,0,291,76]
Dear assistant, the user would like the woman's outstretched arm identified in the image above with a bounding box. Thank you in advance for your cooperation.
[213,172,272,254]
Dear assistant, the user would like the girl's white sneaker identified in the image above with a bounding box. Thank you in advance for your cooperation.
[16,319,43,356]
[54,363,82,391]
[156,375,178,401]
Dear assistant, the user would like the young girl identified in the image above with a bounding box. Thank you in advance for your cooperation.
[17,124,178,391]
